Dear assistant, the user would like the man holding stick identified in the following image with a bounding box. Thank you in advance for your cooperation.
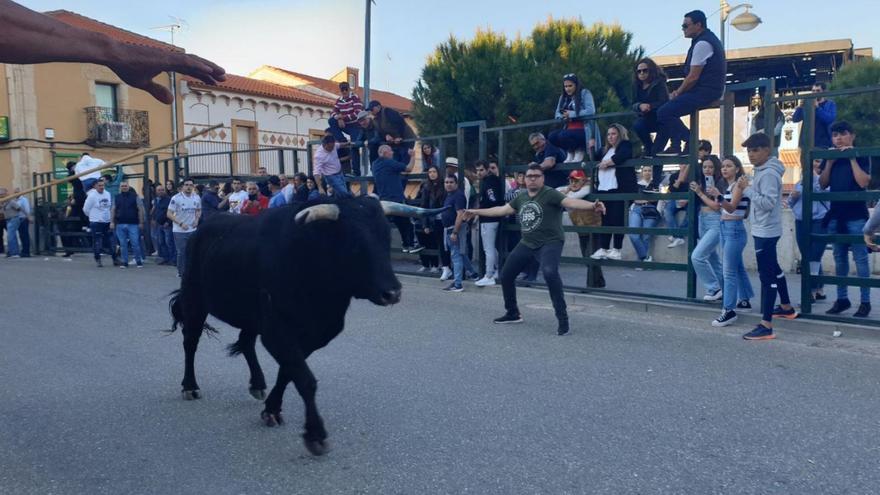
[463,164,605,336]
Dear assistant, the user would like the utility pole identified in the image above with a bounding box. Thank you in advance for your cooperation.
[363,0,372,104]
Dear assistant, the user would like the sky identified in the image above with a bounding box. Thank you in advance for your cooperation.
[21,0,880,99]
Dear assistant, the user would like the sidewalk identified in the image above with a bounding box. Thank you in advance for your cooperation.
[392,255,880,323]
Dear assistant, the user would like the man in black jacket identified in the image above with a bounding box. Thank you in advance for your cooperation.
[368,100,416,164]
[110,180,145,268]
[475,160,505,286]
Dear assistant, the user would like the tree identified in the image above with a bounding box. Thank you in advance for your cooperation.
[412,18,643,164]
[830,58,880,146]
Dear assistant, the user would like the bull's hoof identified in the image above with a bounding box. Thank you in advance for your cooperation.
[303,438,330,456]
[261,410,283,427]
[249,388,267,401]
[182,389,201,400]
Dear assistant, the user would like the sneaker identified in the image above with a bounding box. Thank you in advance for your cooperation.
[442,283,464,292]
[854,303,871,318]
[469,272,481,281]
[136,263,144,269]
[712,310,738,327]
[771,305,798,320]
[703,288,722,301]
[736,300,752,311]
[606,248,622,260]
[409,245,425,254]
[826,299,852,315]
[416,266,429,273]
[590,248,608,260]
[743,324,775,341]
[565,151,575,163]
[440,267,452,281]
[96,259,103,268]
[401,246,411,254]
[119,263,128,269]
[429,266,439,274]
[475,277,496,287]
[667,238,685,248]
[572,150,585,163]
[493,313,523,324]
[667,236,675,242]
[814,292,827,301]
[557,319,570,336]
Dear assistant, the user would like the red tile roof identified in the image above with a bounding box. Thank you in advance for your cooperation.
[259,66,413,112]
[44,10,181,52]
[183,74,335,107]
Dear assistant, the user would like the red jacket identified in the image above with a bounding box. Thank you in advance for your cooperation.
[240,194,269,216]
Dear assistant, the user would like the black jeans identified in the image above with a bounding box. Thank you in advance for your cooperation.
[416,226,439,268]
[597,189,625,250]
[500,241,567,322]
[389,216,415,248]
[577,234,605,288]
[90,222,116,261]
[754,235,791,322]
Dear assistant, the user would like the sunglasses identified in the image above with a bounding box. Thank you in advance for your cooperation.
[636,68,649,74]
[563,73,576,79]
[681,23,691,30]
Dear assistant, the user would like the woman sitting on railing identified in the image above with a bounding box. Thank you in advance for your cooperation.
[709,155,754,327]
[416,165,448,274]
[590,123,636,261]
[631,58,669,172]
[689,155,725,302]
[628,166,661,266]
[548,73,602,163]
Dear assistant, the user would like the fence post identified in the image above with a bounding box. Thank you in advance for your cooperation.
[31,171,40,255]
[685,109,700,300]
[799,94,817,315]
[278,149,286,175]
[763,79,777,152]
[722,91,735,157]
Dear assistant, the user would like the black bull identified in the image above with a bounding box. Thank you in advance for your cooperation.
[168,196,447,455]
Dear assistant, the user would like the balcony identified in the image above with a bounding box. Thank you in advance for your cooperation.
[85,107,150,148]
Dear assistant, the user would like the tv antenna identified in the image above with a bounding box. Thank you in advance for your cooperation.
[151,16,189,47]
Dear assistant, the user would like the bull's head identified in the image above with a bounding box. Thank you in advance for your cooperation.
[294,197,448,306]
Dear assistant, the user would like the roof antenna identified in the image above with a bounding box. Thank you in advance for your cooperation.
[151,16,188,46]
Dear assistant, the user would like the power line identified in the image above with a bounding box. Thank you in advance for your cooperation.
[645,6,724,57]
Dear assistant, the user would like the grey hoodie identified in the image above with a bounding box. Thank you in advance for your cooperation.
[745,157,785,238]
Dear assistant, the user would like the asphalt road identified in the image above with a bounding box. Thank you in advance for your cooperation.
[2,255,880,494]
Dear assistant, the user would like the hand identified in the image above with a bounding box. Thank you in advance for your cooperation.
[105,45,225,104]
[109,222,115,230]
[706,186,721,198]
[865,234,880,252]
[336,116,345,125]
[567,110,577,119]
[639,103,651,113]
[688,181,700,193]
[589,138,596,150]
[408,149,414,156]
[394,138,402,144]
[736,176,750,190]
[789,190,801,201]
[385,134,394,142]
[593,201,606,215]
[450,232,458,242]
[424,228,431,234]
[670,90,679,99]
[836,144,853,151]
[461,209,477,221]
[180,223,189,230]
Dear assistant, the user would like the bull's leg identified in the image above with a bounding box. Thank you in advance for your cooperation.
[237,329,267,400]
[261,367,289,427]
[180,311,208,400]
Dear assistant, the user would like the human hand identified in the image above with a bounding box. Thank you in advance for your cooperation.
[639,103,651,113]
[106,45,225,104]
[424,228,431,234]
[865,234,880,252]
[385,134,394,142]
[594,201,606,215]
[450,232,458,242]
[706,186,721,198]
[408,149,414,156]
[109,222,115,230]
[670,90,679,99]
[567,110,577,119]
[736,176,750,190]
[676,200,688,208]
[688,181,700,193]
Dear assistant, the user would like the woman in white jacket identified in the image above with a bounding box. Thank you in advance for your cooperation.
[548,73,603,163]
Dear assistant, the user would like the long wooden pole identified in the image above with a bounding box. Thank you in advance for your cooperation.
[0,123,223,203]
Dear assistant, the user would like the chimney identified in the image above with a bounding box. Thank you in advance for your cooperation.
[330,67,360,89]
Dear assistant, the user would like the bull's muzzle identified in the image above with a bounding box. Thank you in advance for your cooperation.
[380,201,449,218]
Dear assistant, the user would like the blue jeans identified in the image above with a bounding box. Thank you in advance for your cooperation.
[652,89,719,154]
[692,211,723,294]
[445,227,476,287]
[5,216,21,256]
[322,173,351,198]
[754,236,791,322]
[664,200,688,240]
[548,128,586,153]
[327,118,363,176]
[794,218,826,290]
[173,231,194,277]
[628,205,659,260]
[82,178,98,192]
[720,220,754,311]
[115,223,144,265]
[827,218,871,303]
[90,222,116,261]
[158,224,176,263]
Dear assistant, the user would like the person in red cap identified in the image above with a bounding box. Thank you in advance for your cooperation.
[557,169,605,287]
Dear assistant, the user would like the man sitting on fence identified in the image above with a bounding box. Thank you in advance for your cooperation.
[328,82,364,176]
[313,134,351,198]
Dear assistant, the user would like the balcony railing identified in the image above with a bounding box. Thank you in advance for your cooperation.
[85,106,150,148]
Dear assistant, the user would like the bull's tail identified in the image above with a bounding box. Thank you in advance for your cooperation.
[166,289,218,336]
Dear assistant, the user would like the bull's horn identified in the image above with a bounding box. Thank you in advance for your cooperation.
[295,204,340,224]
[380,200,451,218]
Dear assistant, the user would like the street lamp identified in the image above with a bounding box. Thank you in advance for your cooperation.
[720,1,762,47]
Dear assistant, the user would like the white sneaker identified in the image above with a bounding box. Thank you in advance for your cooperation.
[590,248,608,260]
[440,267,452,281]
[565,151,575,163]
[416,266,429,273]
[606,248,622,260]
[475,277,496,287]
[667,236,674,242]
[667,238,685,248]
[429,266,439,274]
[572,149,585,163]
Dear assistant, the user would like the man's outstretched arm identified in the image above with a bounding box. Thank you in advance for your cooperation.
[0,0,225,104]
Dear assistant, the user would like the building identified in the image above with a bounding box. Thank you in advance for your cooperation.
[0,10,184,192]
[181,65,414,177]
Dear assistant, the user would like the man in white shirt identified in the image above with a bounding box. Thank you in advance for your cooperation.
[167,177,202,277]
[74,152,105,192]
[218,178,248,214]
[313,134,350,197]
[82,178,117,267]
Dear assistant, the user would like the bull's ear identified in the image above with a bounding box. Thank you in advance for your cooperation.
[295,204,340,225]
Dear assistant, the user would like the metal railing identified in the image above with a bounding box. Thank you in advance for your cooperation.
[85,107,150,148]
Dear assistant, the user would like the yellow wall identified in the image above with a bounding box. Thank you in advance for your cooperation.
[0,61,183,192]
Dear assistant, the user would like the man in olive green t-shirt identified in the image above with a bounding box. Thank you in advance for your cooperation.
[464,164,605,335]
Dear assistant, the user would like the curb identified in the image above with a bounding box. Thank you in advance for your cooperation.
[397,273,880,342]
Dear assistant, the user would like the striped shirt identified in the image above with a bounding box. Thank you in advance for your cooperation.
[331,93,364,124]
[721,184,750,220]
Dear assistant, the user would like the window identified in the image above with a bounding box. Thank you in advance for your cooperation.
[95,83,118,121]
